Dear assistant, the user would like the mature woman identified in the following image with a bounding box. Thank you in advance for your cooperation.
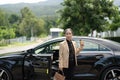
[59,28,84,80]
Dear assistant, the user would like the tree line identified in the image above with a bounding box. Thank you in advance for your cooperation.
[0,7,58,40]
[59,0,120,36]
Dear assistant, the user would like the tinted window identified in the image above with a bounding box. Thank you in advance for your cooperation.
[75,40,110,51]
[35,41,62,54]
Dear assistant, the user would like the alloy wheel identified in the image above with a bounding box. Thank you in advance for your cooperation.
[0,68,10,80]
[104,69,120,80]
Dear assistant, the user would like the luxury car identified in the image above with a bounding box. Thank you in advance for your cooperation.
[0,36,120,80]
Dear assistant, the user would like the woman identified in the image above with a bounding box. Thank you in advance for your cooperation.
[59,28,84,80]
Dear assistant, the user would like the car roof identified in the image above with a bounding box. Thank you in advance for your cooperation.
[34,36,120,51]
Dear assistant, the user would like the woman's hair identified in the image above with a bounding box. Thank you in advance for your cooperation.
[64,28,73,34]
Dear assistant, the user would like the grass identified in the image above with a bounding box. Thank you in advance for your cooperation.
[0,41,37,49]
[0,37,47,49]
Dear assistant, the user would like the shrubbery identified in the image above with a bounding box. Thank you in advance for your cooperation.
[0,27,15,40]
[105,37,120,43]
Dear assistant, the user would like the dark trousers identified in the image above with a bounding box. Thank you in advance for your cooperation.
[63,60,75,80]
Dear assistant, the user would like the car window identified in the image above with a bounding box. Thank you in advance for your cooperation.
[83,41,99,51]
[75,40,110,51]
[99,45,110,51]
[35,41,62,54]
[52,42,60,50]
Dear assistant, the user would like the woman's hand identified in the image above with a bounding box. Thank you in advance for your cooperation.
[76,40,84,54]
[80,40,84,48]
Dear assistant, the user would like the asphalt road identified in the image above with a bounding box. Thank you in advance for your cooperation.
[0,39,45,54]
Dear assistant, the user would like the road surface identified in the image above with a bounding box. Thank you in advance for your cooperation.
[0,39,44,54]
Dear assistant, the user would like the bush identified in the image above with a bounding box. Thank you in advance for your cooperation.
[0,27,16,40]
[0,39,8,46]
[105,37,120,43]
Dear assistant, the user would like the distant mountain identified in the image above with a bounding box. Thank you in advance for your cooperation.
[0,0,63,16]
[0,0,119,17]
[37,0,63,5]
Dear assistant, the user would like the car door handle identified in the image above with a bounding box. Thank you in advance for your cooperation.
[95,55,104,59]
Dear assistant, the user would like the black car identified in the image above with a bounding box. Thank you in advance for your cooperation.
[0,36,120,80]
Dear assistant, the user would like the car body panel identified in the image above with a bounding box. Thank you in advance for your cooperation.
[0,53,25,80]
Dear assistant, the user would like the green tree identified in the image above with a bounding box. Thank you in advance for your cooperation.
[43,16,59,35]
[0,9,16,40]
[19,7,45,37]
[0,26,15,40]
[8,14,20,24]
[109,12,120,31]
[59,0,119,36]
[0,9,9,26]
[8,14,21,37]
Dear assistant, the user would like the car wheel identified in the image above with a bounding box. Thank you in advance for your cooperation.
[0,67,12,80]
[101,67,120,80]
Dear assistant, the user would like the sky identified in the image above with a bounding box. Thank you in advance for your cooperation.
[0,0,47,5]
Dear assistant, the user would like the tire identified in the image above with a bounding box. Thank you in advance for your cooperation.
[100,67,120,80]
[0,67,12,80]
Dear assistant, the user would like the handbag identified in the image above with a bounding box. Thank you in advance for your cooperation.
[54,70,65,80]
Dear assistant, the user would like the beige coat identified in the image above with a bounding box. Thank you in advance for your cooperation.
[59,40,80,68]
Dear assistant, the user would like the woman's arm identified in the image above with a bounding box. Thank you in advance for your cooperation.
[76,40,84,54]
[59,43,63,70]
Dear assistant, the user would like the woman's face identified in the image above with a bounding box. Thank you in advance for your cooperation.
[65,30,73,41]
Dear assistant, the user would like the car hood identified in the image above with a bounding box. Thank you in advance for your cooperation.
[0,51,26,58]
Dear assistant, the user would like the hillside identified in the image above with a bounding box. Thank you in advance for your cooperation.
[0,0,63,16]
[0,0,119,17]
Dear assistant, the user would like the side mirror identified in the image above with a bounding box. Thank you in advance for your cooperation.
[27,48,35,53]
